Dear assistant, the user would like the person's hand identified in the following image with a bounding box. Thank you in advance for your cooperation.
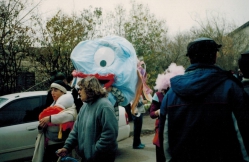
[39,116,50,128]
[56,148,68,157]
[155,109,160,116]
[103,86,112,92]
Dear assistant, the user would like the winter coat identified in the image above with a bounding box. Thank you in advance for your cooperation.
[150,91,164,119]
[32,93,77,162]
[160,63,249,162]
[43,93,77,142]
[150,91,164,148]
[63,97,118,162]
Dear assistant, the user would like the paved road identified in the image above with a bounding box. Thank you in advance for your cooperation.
[115,113,157,162]
[116,134,156,162]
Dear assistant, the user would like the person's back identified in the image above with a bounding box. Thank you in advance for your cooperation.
[160,38,249,162]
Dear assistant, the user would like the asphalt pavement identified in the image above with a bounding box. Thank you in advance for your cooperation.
[115,112,157,162]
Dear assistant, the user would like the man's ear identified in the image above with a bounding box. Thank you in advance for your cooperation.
[189,57,194,64]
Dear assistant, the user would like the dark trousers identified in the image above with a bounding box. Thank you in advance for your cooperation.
[43,143,64,162]
[156,145,166,162]
[124,103,133,122]
[132,113,143,147]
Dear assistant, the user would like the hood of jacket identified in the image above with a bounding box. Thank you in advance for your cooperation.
[170,64,232,98]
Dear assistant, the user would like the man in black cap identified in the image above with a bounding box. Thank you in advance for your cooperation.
[238,50,249,95]
[160,37,249,161]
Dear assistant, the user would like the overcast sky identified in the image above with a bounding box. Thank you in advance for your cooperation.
[36,0,249,36]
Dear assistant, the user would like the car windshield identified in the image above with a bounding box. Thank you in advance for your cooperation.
[0,98,8,107]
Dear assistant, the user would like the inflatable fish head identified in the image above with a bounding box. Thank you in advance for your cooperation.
[70,35,138,106]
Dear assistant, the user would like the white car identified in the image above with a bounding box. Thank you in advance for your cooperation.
[0,91,130,161]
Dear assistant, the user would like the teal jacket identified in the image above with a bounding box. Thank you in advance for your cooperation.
[63,97,118,161]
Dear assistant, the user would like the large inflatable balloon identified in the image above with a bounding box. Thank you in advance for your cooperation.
[70,35,138,107]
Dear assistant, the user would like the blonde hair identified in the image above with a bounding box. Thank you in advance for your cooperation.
[78,76,107,102]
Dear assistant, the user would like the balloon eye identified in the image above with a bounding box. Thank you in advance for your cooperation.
[94,47,115,67]
[100,60,107,67]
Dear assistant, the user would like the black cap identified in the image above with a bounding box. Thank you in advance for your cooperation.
[186,37,222,56]
[49,71,66,83]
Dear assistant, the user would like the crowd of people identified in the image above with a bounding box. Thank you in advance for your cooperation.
[32,37,249,162]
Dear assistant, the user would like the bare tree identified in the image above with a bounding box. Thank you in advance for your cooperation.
[189,12,249,71]
[0,0,41,95]
[101,4,127,37]
[123,1,169,87]
[29,8,103,84]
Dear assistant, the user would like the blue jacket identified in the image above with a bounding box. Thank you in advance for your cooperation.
[160,63,249,162]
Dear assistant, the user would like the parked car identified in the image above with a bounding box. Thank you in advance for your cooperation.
[0,91,130,161]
